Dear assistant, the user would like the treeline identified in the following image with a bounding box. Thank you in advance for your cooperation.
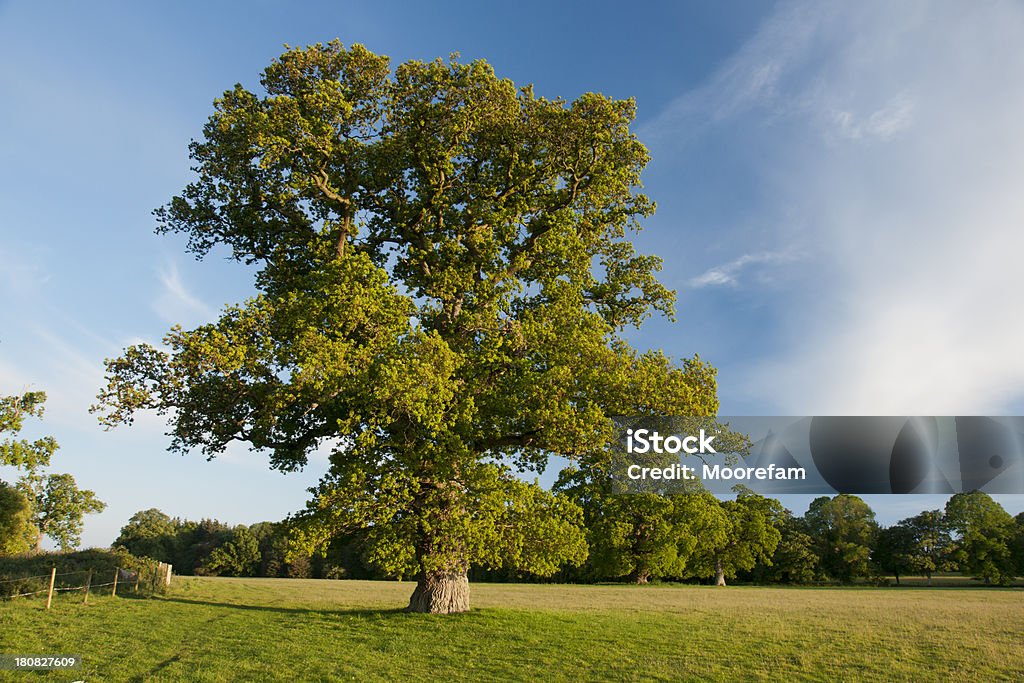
[114,510,385,579]
[551,486,1024,586]
[116,489,1024,587]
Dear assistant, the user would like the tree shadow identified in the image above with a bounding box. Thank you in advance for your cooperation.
[135,653,181,682]
[156,596,409,618]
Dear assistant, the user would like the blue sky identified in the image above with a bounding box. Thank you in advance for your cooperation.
[2,1,1023,548]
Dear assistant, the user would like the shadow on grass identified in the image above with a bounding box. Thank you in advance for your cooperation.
[142,653,181,680]
[156,596,411,618]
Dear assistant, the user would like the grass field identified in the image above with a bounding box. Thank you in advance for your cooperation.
[2,577,1022,681]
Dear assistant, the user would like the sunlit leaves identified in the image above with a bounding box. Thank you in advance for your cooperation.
[96,41,718,581]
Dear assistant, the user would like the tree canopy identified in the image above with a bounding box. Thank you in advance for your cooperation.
[1,391,105,553]
[18,472,107,552]
[0,482,35,554]
[804,494,878,582]
[944,491,1016,585]
[93,41,718,612]
[1,391,57,472]
[705,491,783,586]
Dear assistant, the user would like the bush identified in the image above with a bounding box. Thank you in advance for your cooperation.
[0,548,166,598]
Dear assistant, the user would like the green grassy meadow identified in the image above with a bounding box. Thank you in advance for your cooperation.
[2,577,1022,681]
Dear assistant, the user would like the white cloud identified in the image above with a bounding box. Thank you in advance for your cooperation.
[688,249,803,288]
[154,261,216,326]
[656,0,1024,414]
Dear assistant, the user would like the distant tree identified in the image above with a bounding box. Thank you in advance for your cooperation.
[0,482,35,554]
[686,490,783,586]
[592,494,691,583]
[556,461,720,584]
[760,515,819,584]
[199,525,261,576]
[247,521,316,577]
[902,509,951,584]
[874,524,917,585]
[803,494,878,582]
[17,472,106,552]
[115,508,178,562]
[248,521,284,576]
[2,391,105,552]
[1011,512,1024,578]
[944,491,1015,585]
[177,519,233,574]
[116,511,276,575]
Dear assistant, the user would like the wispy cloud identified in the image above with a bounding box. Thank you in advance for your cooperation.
[639,1,824,143]
[654,0,1024,414]
[153,261,215,326]
[688,249,803,288]
[640,2,923,148]
[829,95,915,142]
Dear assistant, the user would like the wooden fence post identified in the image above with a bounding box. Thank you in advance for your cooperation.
[45,566,56,610]
[134,572,140,593]
[112,568,119,597]
[83,570,92,604]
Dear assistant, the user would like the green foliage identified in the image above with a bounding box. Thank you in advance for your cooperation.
[0,547,167,597]
[17,471,106,551]
[761,515,820,584]
[1013,512,1024,576]
[873,524,917,583]
[0,482,35,554]
[113,510,340,579]
[199,525,262,576]
[1,390,106,553]
[114,508,178,561]
[174,519,233,574]
[588,493,694,583]
[555,462,716,583]
[94,41,719,591]
[0,391,57,472]
[672,491,732,581]
[804,494,878,582]
[901,509,952,580]
[116,513,231,574]
[714,491,784,582]
[681,489,783,585]
[944,491,1016,585]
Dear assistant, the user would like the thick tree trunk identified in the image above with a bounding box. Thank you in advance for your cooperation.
[631,569,651,585]
[407,570,470,614]
[714,557,727,587]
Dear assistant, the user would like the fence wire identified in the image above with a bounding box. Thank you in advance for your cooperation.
[0,573,54,584]
[1,564,170,605]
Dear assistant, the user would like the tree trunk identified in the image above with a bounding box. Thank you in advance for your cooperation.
[715,557,727,586]
[35,531,44,553]
[631,569,651,585]
[926,573,932,586]
[894,573,900,586]
[407,570,470,614]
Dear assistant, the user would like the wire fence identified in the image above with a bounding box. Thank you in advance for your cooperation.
[0,563,172,608]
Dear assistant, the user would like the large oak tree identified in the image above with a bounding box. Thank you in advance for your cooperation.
[94,42,718,612]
